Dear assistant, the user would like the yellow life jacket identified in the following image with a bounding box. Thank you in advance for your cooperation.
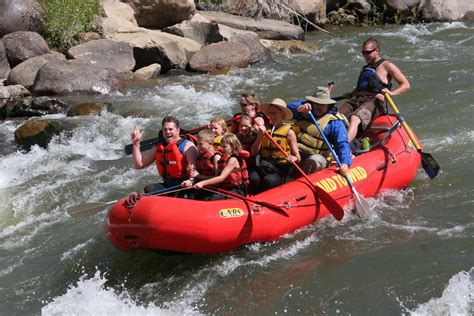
[213,135,223,151]
[260,124,292,165]
[292,113,348,157]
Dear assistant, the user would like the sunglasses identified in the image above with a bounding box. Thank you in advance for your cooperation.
[362,48,377,55]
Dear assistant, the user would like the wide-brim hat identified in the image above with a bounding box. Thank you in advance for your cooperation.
[260,98,293,120]
[306,86,336,105]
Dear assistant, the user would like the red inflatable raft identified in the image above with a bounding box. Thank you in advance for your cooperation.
[106,115,421,253]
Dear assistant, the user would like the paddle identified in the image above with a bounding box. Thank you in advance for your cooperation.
[124,118,234,155]
[67,184,182,218]
[384,93,440,179]
[208,186,289,217]
[256,120,344,221]
[307,112,371,217]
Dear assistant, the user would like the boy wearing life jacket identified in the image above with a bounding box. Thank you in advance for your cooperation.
[209,117,227,151]
[193,134,249,199]
[250,98,301,193]
[131,116,198,193]
[230,93,270,133]
[181,129,221,195]
[339,37,410,142]
[288,86,352,176]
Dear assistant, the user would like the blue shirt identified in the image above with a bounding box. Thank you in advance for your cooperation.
[287,100,352,166]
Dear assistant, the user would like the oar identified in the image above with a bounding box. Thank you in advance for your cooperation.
[308,112,371,217]
[384,93,440,179]
[208,186,289,217]
[67,184,182,218]
[257,123,344,221]
[124,118,235,155]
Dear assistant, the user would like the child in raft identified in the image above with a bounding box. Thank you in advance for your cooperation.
[182,129,221,198]
[192,134,249,200]
[208,117,228,151]
[237,114,258,152]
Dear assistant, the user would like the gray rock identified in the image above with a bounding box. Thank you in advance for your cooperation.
[31,60,123,95]
[189,41,251,73]
[0,40,11,79]
[132,64,161,81]
[0,96,68,119]
[67,39,135,73]
[200,11,304,40]
[420,0,474,22]
[0,0,43,37]
[217,25,272,64]
[7,52,66,89]
[2,31,50,67]
[163,13,223,45]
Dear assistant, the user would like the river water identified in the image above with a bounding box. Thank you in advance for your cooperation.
[1,22,473,315]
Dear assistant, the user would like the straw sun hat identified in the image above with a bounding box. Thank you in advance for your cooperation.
[260,98,293,120]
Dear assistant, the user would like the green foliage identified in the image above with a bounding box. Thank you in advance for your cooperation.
[40,0,101,53]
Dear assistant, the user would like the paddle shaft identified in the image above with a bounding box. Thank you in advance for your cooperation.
[209,187,289,217]
[257,121,344,220]
[384,93,422,151]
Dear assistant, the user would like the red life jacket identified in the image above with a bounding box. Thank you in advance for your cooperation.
[155,139,189,179]
[230,111,272,133]
[217,154,250,189]
[196,151,217,177]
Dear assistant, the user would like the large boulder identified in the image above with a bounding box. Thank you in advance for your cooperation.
[163,12,223,45]
[2,31,50,67]
[200,11,304,40]
[291,0,327,24]
[67,39,135,74]
[107,29,201,72]
[122,0,196,29]
[189,41,251,73]
[6,52,66,89]
[0,40,11,79]
[0,0,43,37]
[420,0,474,21]
[217,25,272,64]
[101,0,141,35]
[67,101,110,117]
[31,60,123,95]
[386,0,421,13]
[14,119,64,150]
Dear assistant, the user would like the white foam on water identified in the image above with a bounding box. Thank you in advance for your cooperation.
[41,270,185,316]
[402,267,474,316]
[60,239,95,261]
[432,22,468,33]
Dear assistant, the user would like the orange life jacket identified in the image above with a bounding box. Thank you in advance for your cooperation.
[155,139,189,179]
[196,151,217,177]
[217,154,249,189]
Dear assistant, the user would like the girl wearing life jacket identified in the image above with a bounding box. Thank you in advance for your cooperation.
[237,115,258,152]
[250,98,300,193]
[230,93,271,133]
[209,117,227,151]
[193,134,249,199]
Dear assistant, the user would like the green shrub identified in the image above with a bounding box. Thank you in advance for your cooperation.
[40,0,101,53]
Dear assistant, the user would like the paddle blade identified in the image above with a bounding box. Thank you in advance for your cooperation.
[67,201,116,218]
[313,185,344,221]
[353,190,372,218]
[420,152,440,179]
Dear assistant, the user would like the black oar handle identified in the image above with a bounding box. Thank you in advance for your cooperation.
[124,137,161,155]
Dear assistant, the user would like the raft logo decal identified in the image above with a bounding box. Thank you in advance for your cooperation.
[315,166,368,193]
[219,208,244,218]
